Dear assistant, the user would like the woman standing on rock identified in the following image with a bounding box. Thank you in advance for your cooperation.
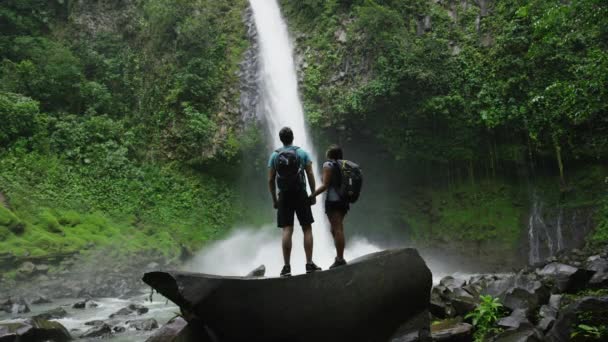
[310,145,349,269]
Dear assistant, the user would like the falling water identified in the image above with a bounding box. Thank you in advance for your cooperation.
[185,0,379,276]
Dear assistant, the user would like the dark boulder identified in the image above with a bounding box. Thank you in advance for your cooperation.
[493,322,543,342]
[536,262,595,293]
[0,318,71,342]
[33,307,68,320]
[72,299,98,309]
[545,296,608,342]
[448,288,479,317]
[440,276,466,291]
[143,248,432,342]
[81,323,112,338]
[127,318,159,331]
[497,309,529,329]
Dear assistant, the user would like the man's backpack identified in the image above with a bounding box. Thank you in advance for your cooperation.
[275,147,303,192]
[333,160,363,203]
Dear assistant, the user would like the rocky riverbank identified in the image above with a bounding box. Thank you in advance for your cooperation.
[426,243,608,341]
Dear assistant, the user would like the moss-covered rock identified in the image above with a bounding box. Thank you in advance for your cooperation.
[38,209,63,234]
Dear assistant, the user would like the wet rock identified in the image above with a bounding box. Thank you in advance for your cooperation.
[493,322,543,342]
[430,290,456,319]
[536,262,595,293]
[430,319,473,342]
[17,262,36,275]
[246,265,266,277]
[0,318,71,342]
[113,325,126,333]
[497,309,529,329]
[146,317,211,342]
[85,320,105,326]
[502,284,549,313]
[586,256,608,287]
[144,248,433,342]
[109,303,148,318]
[536,304,557,332]
[440,276,466,291]
[1,298,30,314]
[127,318,159,331]
[34,307,68,320]
[30,295,52,305]
[545,296,608,342]
[35,264,50,274]
[448,288,479,316]
[73,298,98,309]
[81,323,112,338]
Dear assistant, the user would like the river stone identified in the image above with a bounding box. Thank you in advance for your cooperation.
[109,303,148,318]
[73,298,98,309]
[143,248,432,342]
[497,309,529,329]
[448,288,479,316]
[81,323,112,338]
[128,318,159,331]
[536,262,595,293]
[2,298,30,314]
[545,296,608,342]
[0,318,71,342]
[34,307,68,320]
[145,317,213,342]
[430,319,473,342]
[17,262,36,278]
[440,276,466,291]
[30,295,52,305]
[536,303,558,332]
[586,257,608,287]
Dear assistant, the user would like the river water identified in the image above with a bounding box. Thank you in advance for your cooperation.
[0,294,177,341]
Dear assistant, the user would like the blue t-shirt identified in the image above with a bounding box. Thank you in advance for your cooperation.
[268,145,312,188]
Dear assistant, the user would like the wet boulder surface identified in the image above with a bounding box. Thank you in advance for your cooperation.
[144,248,433,342]
[0,318,71,342]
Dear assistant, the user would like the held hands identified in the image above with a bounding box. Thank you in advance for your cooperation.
[308,195,316,206]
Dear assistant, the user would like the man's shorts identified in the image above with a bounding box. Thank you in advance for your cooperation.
[277,190,314,228]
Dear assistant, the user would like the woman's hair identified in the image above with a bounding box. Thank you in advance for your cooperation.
[326,144,343,160]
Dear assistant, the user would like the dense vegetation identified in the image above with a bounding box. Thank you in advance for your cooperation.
[0,0,607,272]
[0,0,261,268]
[280,0,608,249]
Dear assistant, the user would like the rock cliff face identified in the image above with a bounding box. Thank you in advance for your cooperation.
[144,248,433,342]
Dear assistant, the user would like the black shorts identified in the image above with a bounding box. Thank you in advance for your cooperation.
[325,200,349,215]
[277,191,314,228]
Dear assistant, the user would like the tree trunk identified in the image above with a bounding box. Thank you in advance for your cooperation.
[553,135,565,186]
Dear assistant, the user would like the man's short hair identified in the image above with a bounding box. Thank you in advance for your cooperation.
[279,127,294,145]
[326,144,343,160]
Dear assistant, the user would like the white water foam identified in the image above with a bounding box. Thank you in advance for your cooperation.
[185,0,380,277]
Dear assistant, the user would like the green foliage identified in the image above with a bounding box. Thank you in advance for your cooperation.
[0,92,39,147]
[571,324,606,340]
[465,295,505,342]
[0,206,24,235]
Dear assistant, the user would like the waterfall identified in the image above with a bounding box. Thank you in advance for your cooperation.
[184,0,379,277]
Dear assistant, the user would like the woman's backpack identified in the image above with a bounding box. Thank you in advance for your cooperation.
[332,160,363,203]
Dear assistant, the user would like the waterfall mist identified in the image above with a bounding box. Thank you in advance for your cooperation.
[185,0,380,276]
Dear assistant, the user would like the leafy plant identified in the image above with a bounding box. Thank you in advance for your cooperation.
[465,295,505,342]
[571,324,606,339]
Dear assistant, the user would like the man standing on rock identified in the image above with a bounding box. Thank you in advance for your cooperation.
[268,127,322,277]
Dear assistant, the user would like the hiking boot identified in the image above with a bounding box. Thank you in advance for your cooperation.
[280,264,291,277]
[330,257,347,269]
[305,262,322,274]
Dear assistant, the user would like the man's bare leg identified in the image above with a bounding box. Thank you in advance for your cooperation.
[302,224,313,264]
[282,225,294,265]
